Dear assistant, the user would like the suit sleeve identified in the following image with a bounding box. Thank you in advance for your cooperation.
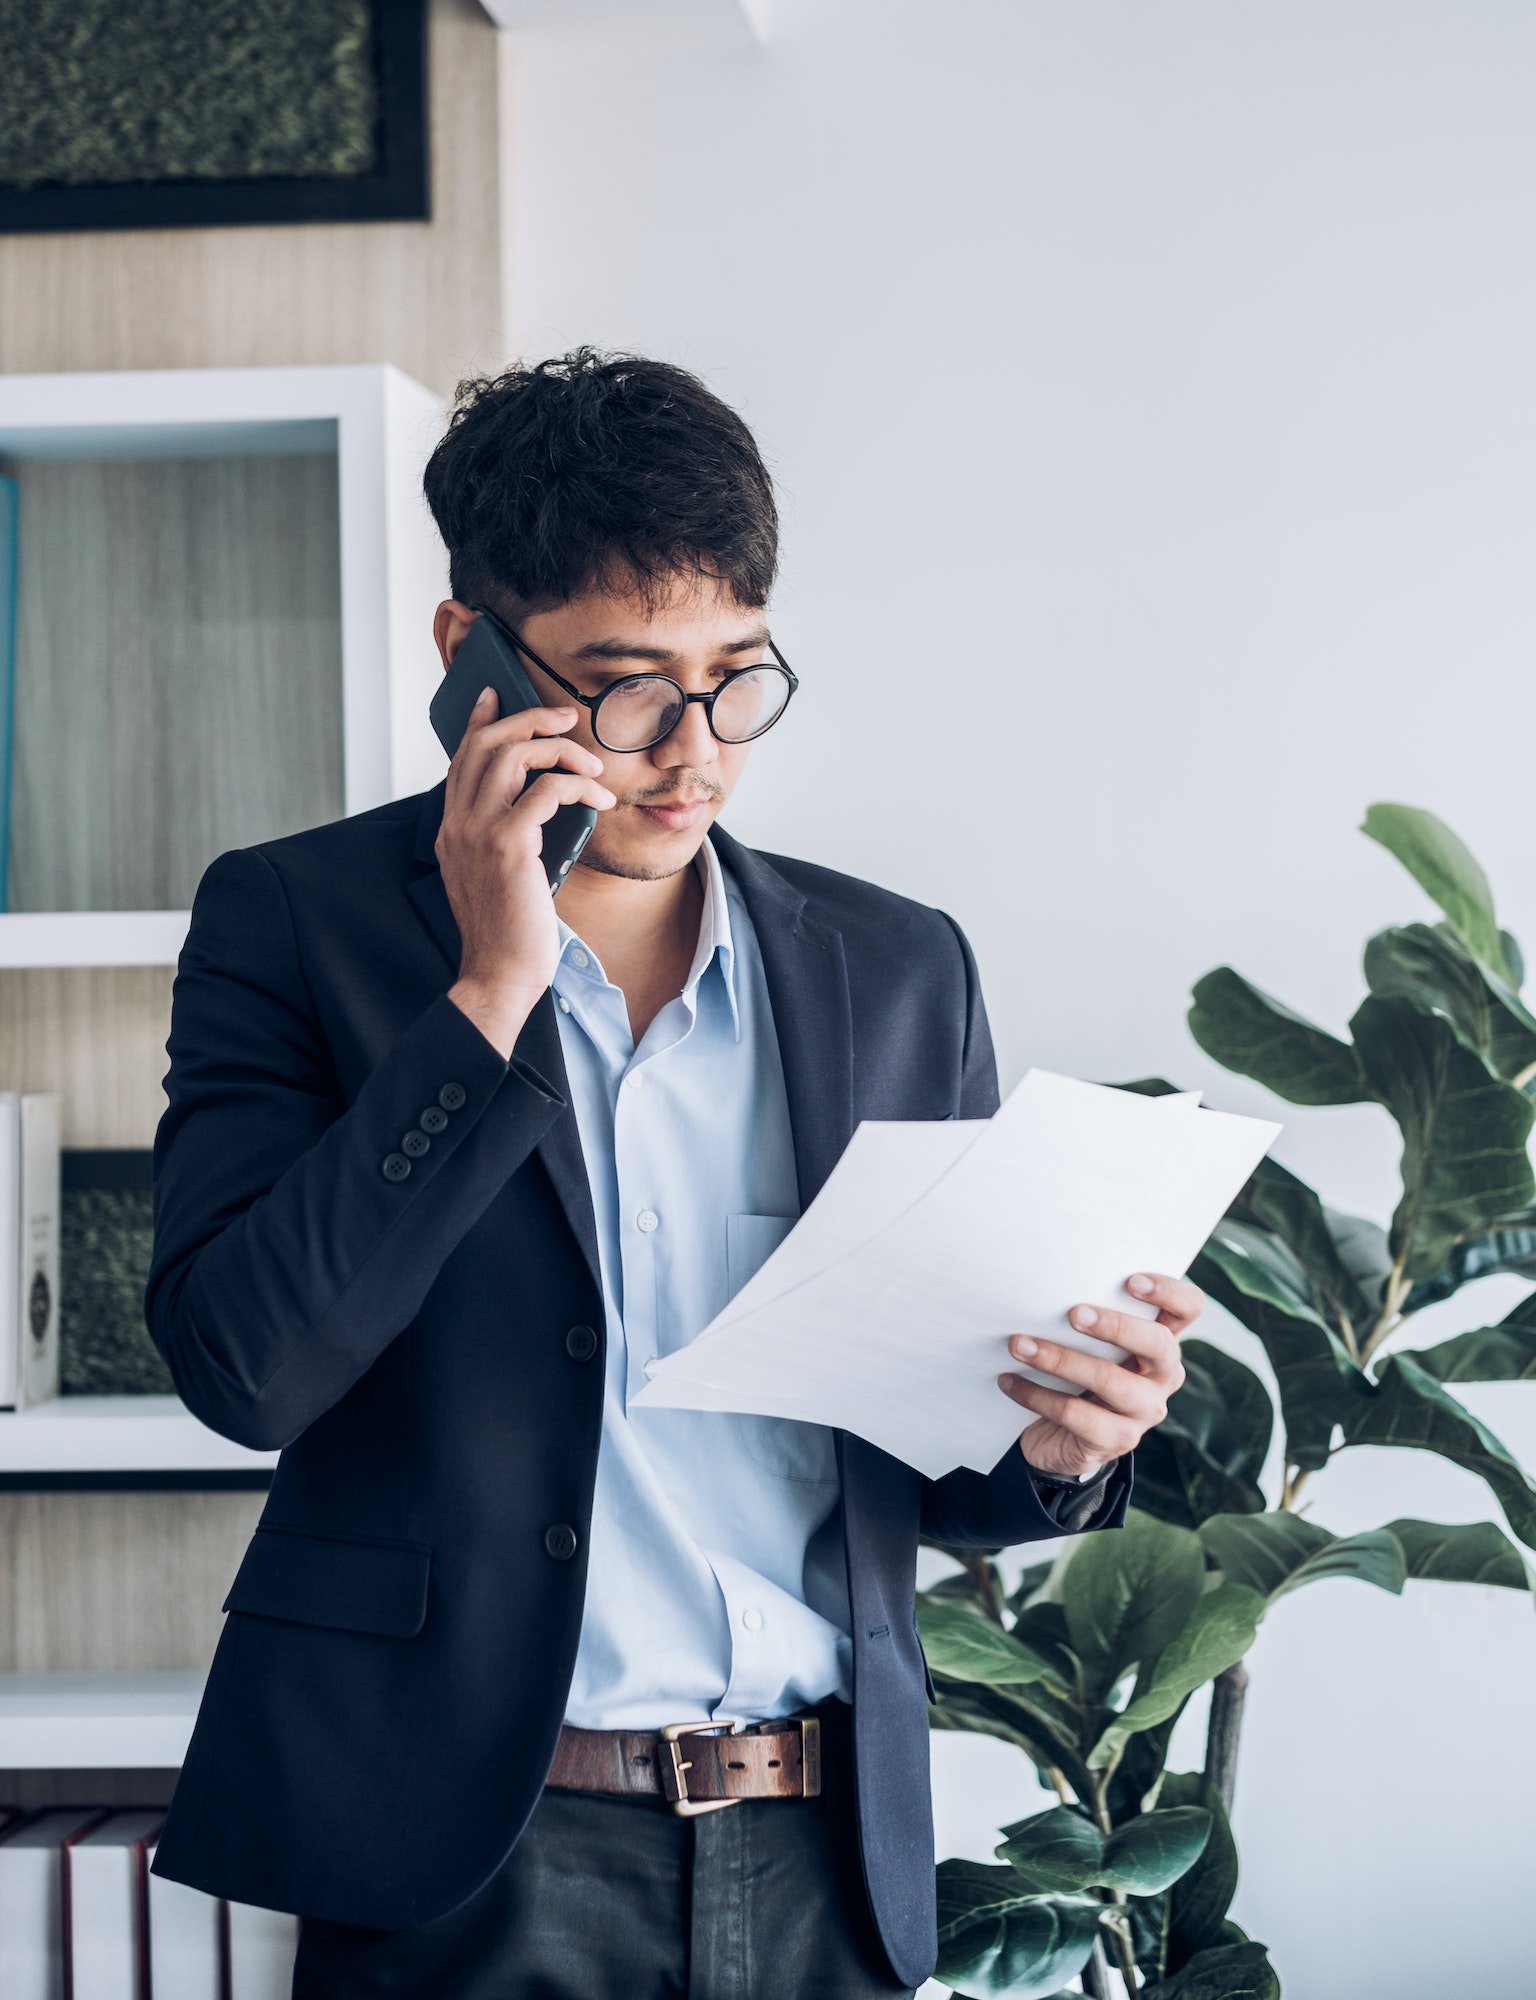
[917,909,1135,1546]
[145,846,568,1452]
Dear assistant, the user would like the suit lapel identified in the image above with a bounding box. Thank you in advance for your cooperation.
[404,784,856,1303]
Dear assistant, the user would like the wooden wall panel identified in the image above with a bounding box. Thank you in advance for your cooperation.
[0,0,513,1771]
[0,0,508,401]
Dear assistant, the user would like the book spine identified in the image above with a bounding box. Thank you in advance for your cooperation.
[17,1091,61,1408]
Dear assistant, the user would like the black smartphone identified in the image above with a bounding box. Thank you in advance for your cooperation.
[428,615,598,894]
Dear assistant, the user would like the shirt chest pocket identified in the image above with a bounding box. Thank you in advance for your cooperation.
[725,1212,839,1487]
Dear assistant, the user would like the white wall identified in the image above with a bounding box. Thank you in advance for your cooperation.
[504,5,1536,1990]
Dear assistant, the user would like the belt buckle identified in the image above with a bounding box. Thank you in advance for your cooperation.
[659,1717,744,1817]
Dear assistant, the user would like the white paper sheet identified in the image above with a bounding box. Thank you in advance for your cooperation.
[632,1071,1277,1479]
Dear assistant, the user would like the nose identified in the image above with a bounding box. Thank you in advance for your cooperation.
[654,695,720,772]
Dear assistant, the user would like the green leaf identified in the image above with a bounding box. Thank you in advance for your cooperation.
[1195,1226,1366,1470]
[1007,1558,1058,1619]
[917,1599,1068,1688]
[1088,1585,1265,1776]
[934,1862,1103,1998]
[1228,1153,1391,1336]
[1130,1339,1274,1530]
[1061,1511,1207,1698]
[1166,1338,1275,1491]
[1341,1354,1536,1551]
[1361,801,1512,981]
[1398,1290,1536,1382]
[1158,1772,1240,1967]
[1198,1512,1406,1601]
[1105,1711,1184,1827]
[1188,967,1368,1105]
[1382,1516,1536,1599]
[1402,1217,1536,1313]
[993,1805,1104,1894]
[1349,992,1536,1282]
[1363,920,1536,1085]
[1008,1599,1090,1689]
[1099,1806,1212,1894]
[1142,1938,1282,2000]
[928,1682,1094,1799]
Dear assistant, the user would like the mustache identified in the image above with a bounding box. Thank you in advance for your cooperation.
[627,783,723,806]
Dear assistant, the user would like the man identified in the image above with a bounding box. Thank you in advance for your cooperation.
[146,348,1198,1998]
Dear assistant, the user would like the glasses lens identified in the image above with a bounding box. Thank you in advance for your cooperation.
[595,677,687,750]
[711,666,792,743]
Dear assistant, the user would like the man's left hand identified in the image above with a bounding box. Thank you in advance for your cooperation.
[997,1270,1200,1480]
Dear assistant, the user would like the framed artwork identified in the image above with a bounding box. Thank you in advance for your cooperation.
[0,0,429,235]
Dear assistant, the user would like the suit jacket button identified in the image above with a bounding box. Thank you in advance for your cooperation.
[564,1324,598,1362]
[544,1523,579,1562]
[401,1128,431,1158]
[420,1104,449,1135]
[439,1081,467,1111]
[382,1153,411,1181]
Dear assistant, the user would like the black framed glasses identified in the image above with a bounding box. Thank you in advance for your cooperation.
[468,603,798,754]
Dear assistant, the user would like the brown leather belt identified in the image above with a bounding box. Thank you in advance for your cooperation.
[546,1710,827,1816]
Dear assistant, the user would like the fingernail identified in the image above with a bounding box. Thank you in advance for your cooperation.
[1127,1274,1152,1294]
[476,686,493,705]
[1072,1306,1098,1328]
[1011,1336,1038,1358]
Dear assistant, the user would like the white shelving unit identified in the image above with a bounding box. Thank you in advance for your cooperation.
[0,1670,204,1767]
[0,361,450,970]
[0,1396,276,1477]
[0,362,450,1479]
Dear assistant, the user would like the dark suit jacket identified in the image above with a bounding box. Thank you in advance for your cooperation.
[144,775,1134,1990]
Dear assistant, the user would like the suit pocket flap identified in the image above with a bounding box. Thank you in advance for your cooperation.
[222,1525,431,1637]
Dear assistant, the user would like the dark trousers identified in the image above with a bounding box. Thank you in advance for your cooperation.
[289,1704,917,1999]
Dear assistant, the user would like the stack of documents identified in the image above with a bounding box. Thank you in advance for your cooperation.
[632,1069,1281,1479]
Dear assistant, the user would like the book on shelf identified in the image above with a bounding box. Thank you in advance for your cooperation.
[0,1807,118,1997]
[0,1808,297,1999]
[0,1091,61,1410]
[63,1807,164,2000]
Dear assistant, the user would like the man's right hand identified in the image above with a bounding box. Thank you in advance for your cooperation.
[439,686,615,1057]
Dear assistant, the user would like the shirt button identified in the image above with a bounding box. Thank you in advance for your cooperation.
[419,1104,449,1135]
[624,1070,644,1090]
[636,1208,659,1234]
[564,1324,598,1362]
[570,948,590,970]
[557,995,572,1014]
[438,1081,467,1111]
[382,1153,411,1182]
[741,1607,764,1633]
[544,1523,579,1562]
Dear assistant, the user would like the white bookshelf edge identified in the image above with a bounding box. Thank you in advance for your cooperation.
[0,1670,205,1768]
[0,1396,278,1474]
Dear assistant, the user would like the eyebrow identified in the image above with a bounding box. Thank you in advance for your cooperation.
[567,628,772,665]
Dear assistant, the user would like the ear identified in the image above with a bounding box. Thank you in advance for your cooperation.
[433,599,479,671]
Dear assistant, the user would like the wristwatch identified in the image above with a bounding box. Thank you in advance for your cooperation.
[1027,1455,1119,1531]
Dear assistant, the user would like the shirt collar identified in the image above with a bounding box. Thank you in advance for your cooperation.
[553,832,741,1042]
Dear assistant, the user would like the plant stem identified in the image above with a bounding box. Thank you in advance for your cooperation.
[1081,1937,1116,1998]
[1047,1764,1073,1805]
[1204,1661,1249,1812]
[1359,1260,1411,1369]
[1092,1784,1143,1992]
[965,1550,1007,1625]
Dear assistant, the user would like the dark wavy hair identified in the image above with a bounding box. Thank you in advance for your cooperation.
[421,346,779,623]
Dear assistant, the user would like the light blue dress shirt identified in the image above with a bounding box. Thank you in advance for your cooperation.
[551,832,854,1730]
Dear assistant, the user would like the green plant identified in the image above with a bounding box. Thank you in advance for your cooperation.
[919,803,1536,1999]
